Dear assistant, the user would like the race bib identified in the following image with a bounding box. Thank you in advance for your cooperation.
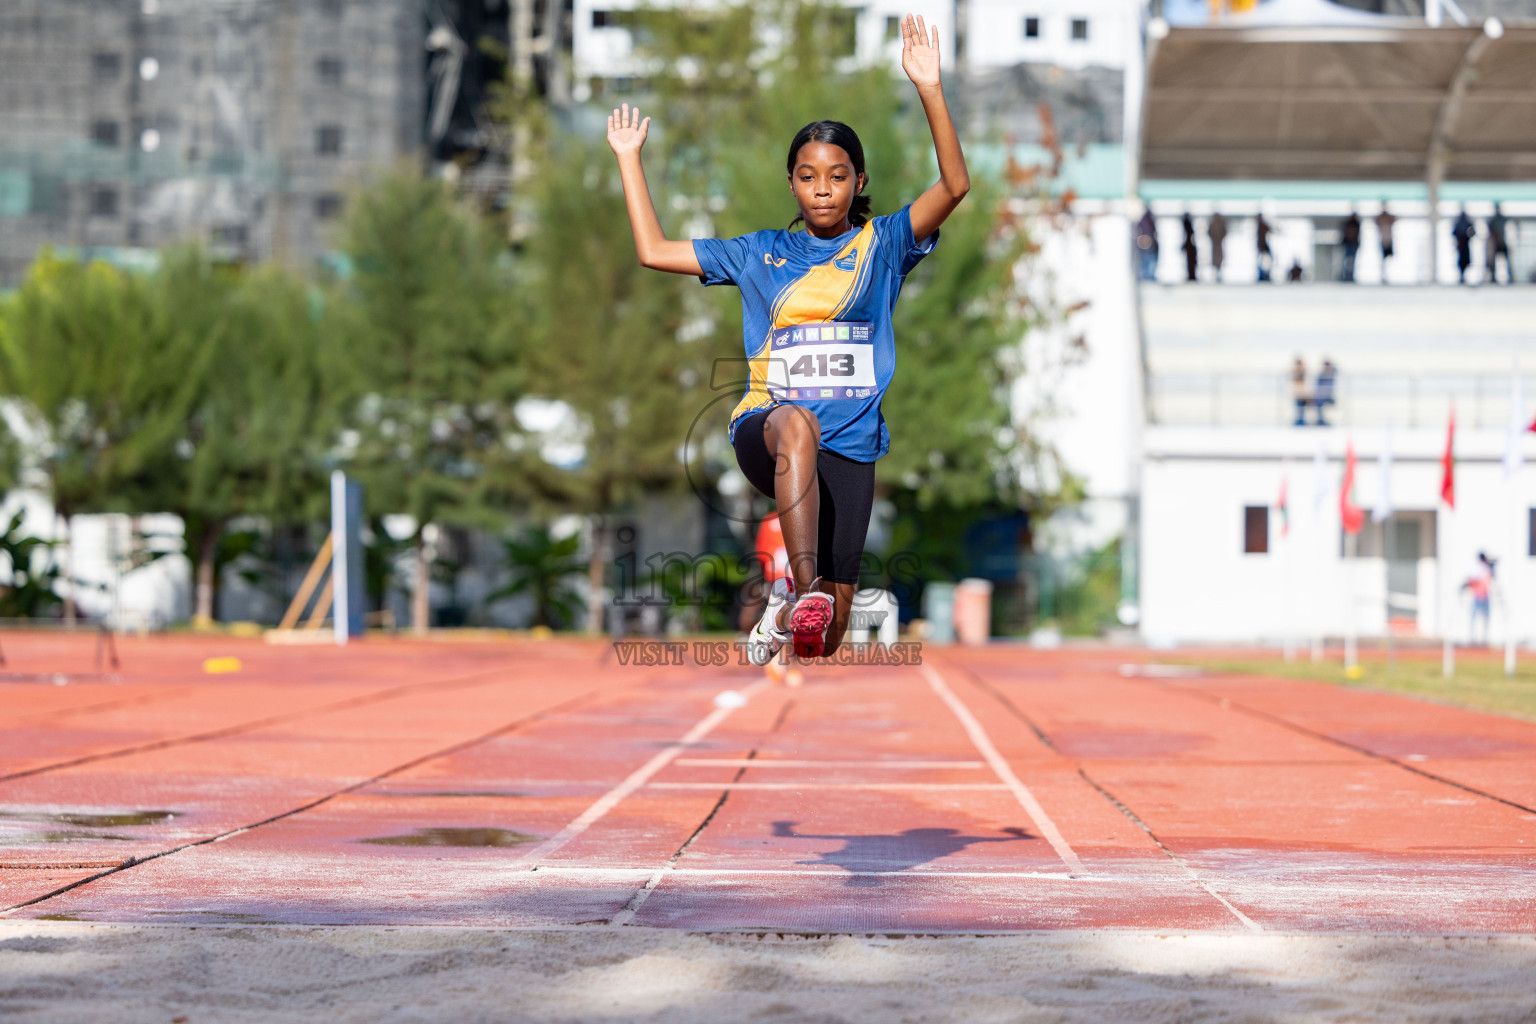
[765,321,876,401]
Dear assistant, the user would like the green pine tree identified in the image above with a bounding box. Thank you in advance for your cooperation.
[330,167,527,633]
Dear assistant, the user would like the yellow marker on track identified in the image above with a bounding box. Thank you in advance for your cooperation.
[203,657,243,675]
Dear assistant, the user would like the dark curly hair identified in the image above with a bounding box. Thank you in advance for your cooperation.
[786,120,870,231]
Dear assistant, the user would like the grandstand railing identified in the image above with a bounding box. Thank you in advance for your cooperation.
[1149,371,1536,428]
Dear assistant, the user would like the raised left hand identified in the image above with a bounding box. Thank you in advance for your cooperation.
[900,13,941,90]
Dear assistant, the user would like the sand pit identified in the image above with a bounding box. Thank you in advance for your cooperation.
[2,923,1535,1023]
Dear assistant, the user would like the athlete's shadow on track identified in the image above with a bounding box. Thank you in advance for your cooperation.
[771,821,1032,887]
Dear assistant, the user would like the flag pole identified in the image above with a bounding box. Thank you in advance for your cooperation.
[1341,440,1363,674]
[1505,498,1517,676]
[1442,406,1457,679]
[1504,363,1522,677]
[1280,462,1294,663]
[1345,529,1358,673]
[1311,442,1328,663]
[1442,503,1455,679]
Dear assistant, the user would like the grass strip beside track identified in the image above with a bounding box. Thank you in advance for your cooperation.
[1172,651,1536,722]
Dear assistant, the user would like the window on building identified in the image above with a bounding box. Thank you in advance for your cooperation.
[212,224,248,247]
[91,121,121,147]
[592,9,611,27]
[90,187,119,217]
[315,193,344,220]
[1071,17,1089,40]
[886,15,901,41]
[317,125,342,156]
[1529,508,1536,556]
[317,56,343,84]
[92,52,122,81]
[1243,505,1269,554]
[318,0,343,16]
[1024,16,1040,38]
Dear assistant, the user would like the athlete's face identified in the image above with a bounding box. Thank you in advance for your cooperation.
[789,142,866,237]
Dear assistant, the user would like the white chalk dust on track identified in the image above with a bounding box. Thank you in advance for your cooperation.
[1,923,1534,1023]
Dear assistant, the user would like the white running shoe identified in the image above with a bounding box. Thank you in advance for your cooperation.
[746,576,794,667]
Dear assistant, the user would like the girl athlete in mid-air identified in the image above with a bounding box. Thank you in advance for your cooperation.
[607,13,968,665]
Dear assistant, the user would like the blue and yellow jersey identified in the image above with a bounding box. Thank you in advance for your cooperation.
[693,204,937,462]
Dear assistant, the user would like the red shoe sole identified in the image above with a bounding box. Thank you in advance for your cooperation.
[789,594,833,658]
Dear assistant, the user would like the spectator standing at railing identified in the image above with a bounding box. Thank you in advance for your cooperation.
[1452,206,1476,283]
[1312,359,1337,426]
[1376,203,1396,275]
[1181,211,1198,282]
[1341,209,1361,283]
[1256,213,1275,282]
[1135,207,1159,281]
[1487,203,1512,285]
[1291,358,1310,426]
[1208,211,1227,281]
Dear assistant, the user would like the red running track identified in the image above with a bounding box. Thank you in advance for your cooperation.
[1,635,1532,933]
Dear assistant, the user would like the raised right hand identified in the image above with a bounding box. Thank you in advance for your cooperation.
[606,103,650,157]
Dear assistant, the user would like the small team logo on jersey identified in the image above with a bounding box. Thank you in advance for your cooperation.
[764,253,787,268]
[845,389,853,397]
[819,388,834,397]
[833,248,858,271]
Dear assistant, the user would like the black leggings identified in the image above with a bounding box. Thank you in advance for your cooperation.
[732,409,875,586]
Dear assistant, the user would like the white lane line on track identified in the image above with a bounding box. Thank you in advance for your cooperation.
[921,662,1087,875]
[514,681,769,869]
[647,782,1009,791]
[674,759,987,769]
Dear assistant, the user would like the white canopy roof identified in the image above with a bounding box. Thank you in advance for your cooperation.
[1139,20,1536,183]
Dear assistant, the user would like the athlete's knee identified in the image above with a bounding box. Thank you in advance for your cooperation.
[767,404,821,449]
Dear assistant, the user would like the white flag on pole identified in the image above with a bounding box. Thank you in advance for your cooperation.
[1310,442,1330,517]
[1504,367,1524,480]
[1372,426,1393,524]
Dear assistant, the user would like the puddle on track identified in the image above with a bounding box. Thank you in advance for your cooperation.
[0,809,178,845]
[0,810,176,828]
[359,827,540,848]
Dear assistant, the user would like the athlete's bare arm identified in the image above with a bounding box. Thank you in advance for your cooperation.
[901,13,969,242]
[607,104,704,277]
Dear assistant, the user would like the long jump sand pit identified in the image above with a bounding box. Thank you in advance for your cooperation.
[2,635,1534,1020]
[2,925,1535,1022]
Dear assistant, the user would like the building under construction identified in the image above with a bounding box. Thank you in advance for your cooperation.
[0,0,433,282]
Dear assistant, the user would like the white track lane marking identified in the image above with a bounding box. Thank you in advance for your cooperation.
[673,758,987,769]
[647,782,1008,791]
[921,663,1087,875]
[514,681,769,869]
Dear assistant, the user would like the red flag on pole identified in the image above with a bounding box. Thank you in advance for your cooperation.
[1341,442,1365,535]
[1440,409,1456,509]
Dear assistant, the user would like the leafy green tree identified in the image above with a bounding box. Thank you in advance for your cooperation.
[517,139,710,631]
[139,253,331,623]
[0,251,212,620]
[331,167,526,633]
